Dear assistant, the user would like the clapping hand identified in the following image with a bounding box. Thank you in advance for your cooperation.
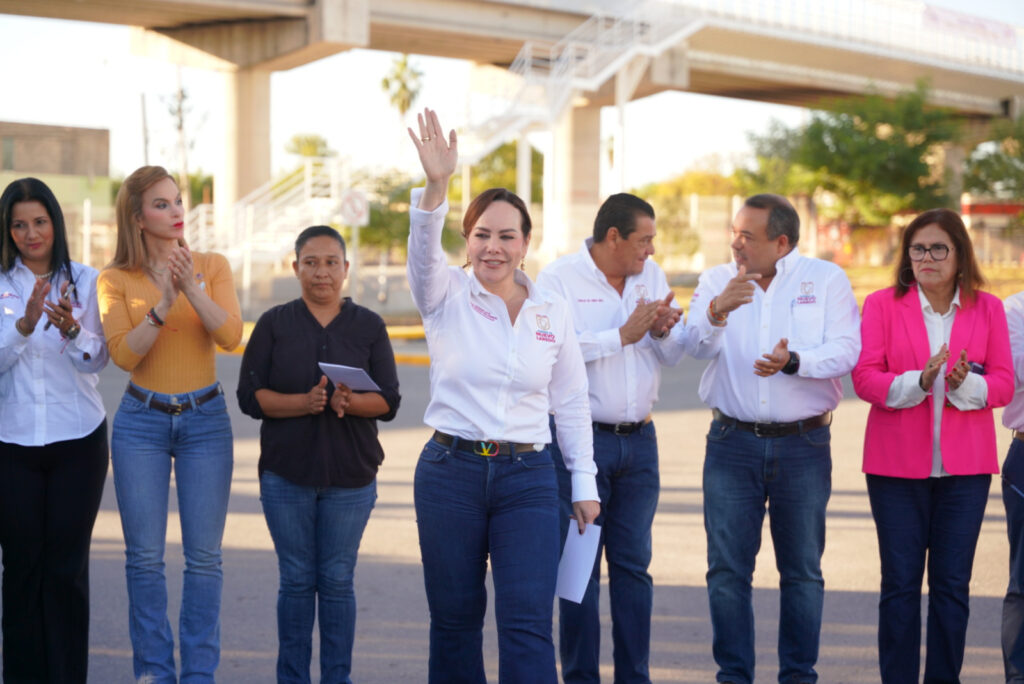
[307,376,328,415]
[42,281,77,336]
[18,277,51,334]
[945,349,971,391]
[330,382,352,418]
[919,343,949,391]
[649,292,681,338]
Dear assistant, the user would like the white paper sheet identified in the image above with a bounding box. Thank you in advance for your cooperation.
[317,362,382,392]
[556,522,601,604]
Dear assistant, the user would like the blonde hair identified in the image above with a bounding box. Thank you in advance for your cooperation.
[108,165,178,270]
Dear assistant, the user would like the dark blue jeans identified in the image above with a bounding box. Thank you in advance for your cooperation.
[703,418,831,684]
[866,472,990,684]
[414,436,561,684]
[259,470,376,684]
[1003,439,1024,682]
[552,420,659,684]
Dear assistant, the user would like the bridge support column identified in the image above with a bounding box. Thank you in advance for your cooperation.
[543,103,602,262]
[219,67,271,229]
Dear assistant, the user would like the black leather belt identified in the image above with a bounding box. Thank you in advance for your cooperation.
[432,430,538,457]
[712,408,831,438]
[594,418,651,435]
[127,384,223,416]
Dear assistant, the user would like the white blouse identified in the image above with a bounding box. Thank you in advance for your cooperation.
[0,259,108,446]
[407,189,597,502]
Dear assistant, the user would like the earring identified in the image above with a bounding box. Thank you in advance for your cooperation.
[520,257,526,270]
[897,267,915,288]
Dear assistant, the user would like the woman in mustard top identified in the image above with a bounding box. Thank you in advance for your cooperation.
[97,166,242,684]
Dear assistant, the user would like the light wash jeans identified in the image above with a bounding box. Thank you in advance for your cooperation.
[111,381,233,684]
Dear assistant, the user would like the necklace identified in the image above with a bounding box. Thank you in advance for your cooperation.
[35,271,52,280]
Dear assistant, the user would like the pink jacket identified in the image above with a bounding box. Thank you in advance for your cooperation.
[852,285,1014,478]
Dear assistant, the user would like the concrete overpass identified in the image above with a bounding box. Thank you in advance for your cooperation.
[3,0,1024,255]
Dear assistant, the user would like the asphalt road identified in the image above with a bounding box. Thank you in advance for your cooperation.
[0,349,1011,682]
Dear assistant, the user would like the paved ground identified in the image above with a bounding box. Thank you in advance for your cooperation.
[2,345,1012,682]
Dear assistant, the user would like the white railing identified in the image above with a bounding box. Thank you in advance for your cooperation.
[464,0,1024,160]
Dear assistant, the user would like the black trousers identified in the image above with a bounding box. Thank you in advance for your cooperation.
[0,420,109,684]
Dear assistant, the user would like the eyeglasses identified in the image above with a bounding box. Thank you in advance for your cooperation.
[909,244,950,262]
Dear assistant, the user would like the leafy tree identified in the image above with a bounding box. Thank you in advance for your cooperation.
[285,134,335,158]
[796,80,961,225]
[381,54,423,121]
[964,115,1024,200]
[733,119,818,198]
[452,141,543,204]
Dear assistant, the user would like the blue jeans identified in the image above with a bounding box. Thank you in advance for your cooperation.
[703,418,831,684]
[1005,439,1024,682]
[414,437,561,684]
[111,382,233,684]
[259,470,376,684]
[552,420,659,684]
[867,472,990,684]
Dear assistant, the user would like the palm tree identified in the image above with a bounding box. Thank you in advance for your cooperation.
[380,54,423,121]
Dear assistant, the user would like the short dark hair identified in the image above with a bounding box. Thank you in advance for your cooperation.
[593,193,655,242]
[295,225,346,260]
[894,208,985,302]
[744,194,799,247]
[0,177,74,289]
[462,188,531,239]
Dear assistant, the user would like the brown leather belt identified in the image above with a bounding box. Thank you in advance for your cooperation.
[431,430,538,457]
[712,408,831,438]
[126,384,222,416]
[1014,430,1024,442]
[594,416,651,435]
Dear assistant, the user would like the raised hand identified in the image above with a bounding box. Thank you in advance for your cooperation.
[649,291,681,338]
[407,108,457,211]
[920,343,949,391]
[307,376,329,415]
[754,337,790,377]
[713,265,761,317]
[945,348,971,391]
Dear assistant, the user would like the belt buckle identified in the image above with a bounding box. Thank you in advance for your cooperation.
[613,422,631,435]
[474,440,499,457]
[753,422,769,438]
[169,398,184,416]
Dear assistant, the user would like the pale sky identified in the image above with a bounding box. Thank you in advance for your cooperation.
[0,0,1022,188]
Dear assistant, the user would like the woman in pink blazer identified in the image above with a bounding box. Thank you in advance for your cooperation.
[852,208,1014,683]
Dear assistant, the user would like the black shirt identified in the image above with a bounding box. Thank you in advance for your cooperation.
[237,297,400,488]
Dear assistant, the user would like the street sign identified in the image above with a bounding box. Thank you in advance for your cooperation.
[339,189,369,227]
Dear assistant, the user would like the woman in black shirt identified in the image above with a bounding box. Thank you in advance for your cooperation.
[237,225,400,684]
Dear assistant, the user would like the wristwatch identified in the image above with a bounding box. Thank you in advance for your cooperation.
[65,323,81,340]
[781,351,800,375]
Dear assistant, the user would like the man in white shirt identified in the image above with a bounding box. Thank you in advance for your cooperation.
[687,194,860,684]
[537,193,685,684]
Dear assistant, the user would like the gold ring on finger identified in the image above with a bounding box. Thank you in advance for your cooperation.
[422,136,430,142]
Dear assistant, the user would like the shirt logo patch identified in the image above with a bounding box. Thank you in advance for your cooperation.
[796,282,816,305]
[471,302,497,322]
[634,284,650,305]
[536,330,556,343]
[0,291,19,300]
[536,314,550,331]
[577,298,604,303]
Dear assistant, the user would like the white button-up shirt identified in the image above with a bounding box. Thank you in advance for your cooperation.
[1002,290,1024,432]
[407,189,597,501]
[0,259,108,446]
[536,238,687,423]
[687,249,861,423]
[887,288,987,477]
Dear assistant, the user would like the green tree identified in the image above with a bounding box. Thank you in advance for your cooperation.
[381,54,423,121]
[285,134,335,158]
[451,141,544,204]
[733,119,819,198]
[796,80,961,225]
[964,115,1024,200]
